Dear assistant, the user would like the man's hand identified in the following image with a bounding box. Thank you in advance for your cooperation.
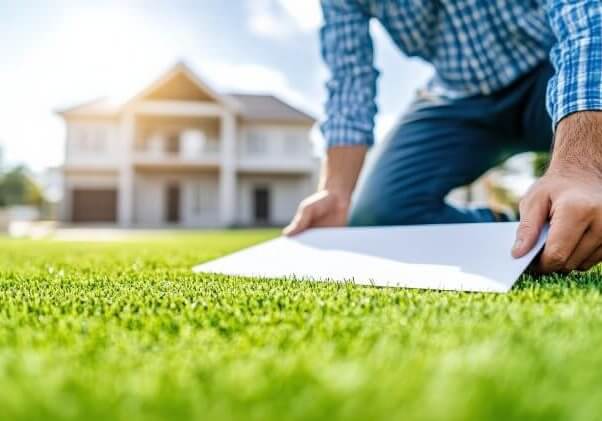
[283,146,366,236]
[513,112,602,272]
[283,189,350,235]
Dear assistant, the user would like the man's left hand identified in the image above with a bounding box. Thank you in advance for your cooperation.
[512,111,602,273]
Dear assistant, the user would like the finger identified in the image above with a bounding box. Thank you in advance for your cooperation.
[564,225,601,271]
[538,203,591,273]
[283,207,313,236]
[283,215,309,236]
[512,191,550,258]
[580,244,602,271]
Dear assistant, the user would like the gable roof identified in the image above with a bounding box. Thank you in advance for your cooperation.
[126,62,241,111]
[230,94,316,124]
[57,62,316,125]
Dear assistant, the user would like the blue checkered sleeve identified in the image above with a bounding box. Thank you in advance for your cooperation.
[320,0,379,148]
[546,0,602,126]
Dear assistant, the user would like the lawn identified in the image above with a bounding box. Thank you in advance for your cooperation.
[1,230,602,421]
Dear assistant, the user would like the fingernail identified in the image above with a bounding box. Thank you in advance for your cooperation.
[512,238,523,253]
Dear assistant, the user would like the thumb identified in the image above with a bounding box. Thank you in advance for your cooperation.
[283,206,314,236]
[512,192,550,258]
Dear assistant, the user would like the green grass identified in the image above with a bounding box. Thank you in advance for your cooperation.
[1,230,602,421]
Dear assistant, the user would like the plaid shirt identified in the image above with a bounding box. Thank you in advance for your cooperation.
[320,0,602,148]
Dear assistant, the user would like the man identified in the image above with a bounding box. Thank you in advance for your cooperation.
[284,1,602,273]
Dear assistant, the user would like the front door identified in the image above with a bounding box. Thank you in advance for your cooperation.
[253,187,270,225]
[166,184,180,223]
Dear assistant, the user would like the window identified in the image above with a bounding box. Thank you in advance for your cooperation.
[144,133,164,156]
[283,132,305,155]
[72,126,107,154]
[191,183,217,215]
[73,128,90,152]
[205,138,219,153]
[92,127,107,152]
[246,131,268,156]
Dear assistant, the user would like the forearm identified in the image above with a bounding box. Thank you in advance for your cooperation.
[318,146,367,198]
[551,111,602,176]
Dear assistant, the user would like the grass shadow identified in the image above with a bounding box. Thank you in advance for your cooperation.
[513,265,602,293]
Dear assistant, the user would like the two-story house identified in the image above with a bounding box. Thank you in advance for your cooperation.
[58,62,319,227]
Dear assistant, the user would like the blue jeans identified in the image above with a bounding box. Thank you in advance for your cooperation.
[348,62,554,226]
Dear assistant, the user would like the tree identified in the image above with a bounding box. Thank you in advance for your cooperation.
[0,166,44,208]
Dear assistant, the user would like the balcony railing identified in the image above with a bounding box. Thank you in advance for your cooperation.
[237,155,318,173]
[133,137,221,166]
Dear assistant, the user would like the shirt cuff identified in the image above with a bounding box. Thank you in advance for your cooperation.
[321,118,374,148]
[547,36,602,127]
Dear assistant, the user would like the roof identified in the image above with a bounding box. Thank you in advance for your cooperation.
[229,94,316,124]
[57,98,120,117]
[127,62,242,111]
[57,63,316,125]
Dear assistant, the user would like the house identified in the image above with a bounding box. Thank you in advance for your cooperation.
[57,62,319,227]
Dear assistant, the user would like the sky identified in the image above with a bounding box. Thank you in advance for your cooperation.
[0,0,433,172]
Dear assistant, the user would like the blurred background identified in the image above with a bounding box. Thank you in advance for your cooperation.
[0,0,545,237]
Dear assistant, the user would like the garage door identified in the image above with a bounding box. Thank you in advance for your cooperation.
[71,189,117,223]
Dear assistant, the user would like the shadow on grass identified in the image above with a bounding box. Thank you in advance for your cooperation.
[514,265,602,293]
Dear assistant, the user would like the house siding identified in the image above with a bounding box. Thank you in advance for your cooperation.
[59,63,318,227]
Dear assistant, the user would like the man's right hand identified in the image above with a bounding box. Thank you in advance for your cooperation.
[283,189,350,236]
[283,145,367,236]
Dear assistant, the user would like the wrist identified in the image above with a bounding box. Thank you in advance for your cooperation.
[319,145,367,198]
[317,171,353,208]
[326,190,352,214]
[322,177,354,200]
[551,111,602,176]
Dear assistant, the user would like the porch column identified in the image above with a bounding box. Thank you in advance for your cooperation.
[219,111,236,226]
[118,112,135,227]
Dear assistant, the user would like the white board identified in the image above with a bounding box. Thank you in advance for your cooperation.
[193,222,548,293]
